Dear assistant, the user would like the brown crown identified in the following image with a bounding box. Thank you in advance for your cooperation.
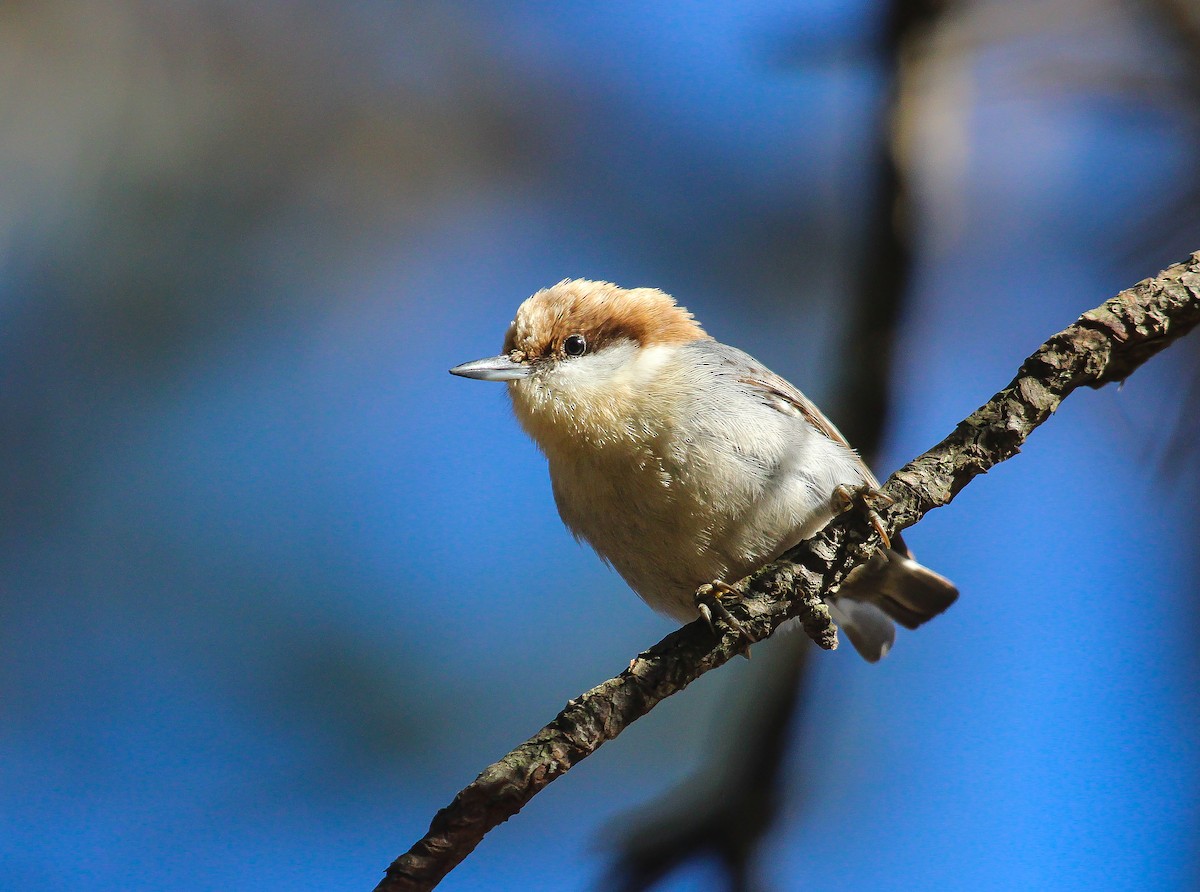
[502,279,708,362]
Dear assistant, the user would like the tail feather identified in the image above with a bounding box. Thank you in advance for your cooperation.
[827,534,958,660]
[827,597,895,662]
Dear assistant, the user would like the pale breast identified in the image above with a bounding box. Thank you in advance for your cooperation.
[538,340,869,621]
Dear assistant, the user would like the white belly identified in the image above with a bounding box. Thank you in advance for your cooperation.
[547,427,860,621]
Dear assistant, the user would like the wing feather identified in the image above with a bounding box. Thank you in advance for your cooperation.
[735,367,881,488]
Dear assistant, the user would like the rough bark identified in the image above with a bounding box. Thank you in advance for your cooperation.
[374,252,1200,892]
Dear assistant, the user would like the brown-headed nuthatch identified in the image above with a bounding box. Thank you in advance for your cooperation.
[451,280,957,660]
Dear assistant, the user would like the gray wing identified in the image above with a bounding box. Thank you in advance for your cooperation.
[690,341,879,485]
[687,342,958,661]
[735,368,881,488]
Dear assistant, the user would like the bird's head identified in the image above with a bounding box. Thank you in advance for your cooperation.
[450,279,708,447]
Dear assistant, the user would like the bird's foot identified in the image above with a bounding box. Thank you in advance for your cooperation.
[695,581,755,659]
[831,483,893,549]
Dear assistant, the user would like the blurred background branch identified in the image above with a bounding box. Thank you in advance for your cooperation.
[604,3,941,888]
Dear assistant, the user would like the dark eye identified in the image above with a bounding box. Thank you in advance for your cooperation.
[563,334,587,356]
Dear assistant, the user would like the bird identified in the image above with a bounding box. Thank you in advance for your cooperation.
[450,279,957,660]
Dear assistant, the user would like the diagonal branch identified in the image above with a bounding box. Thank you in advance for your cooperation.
[374,252,1200,892]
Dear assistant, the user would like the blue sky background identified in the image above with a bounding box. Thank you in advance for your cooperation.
[1,2,1198,890]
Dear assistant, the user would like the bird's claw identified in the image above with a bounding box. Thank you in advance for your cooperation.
[831,484,893,549]
[695,581,755,658]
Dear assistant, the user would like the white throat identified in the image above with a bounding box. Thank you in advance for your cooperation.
[507,341,680,453]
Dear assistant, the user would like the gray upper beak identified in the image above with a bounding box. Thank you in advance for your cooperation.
[449,354,532,382]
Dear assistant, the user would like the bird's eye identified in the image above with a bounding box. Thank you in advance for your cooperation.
[563,334,587,356]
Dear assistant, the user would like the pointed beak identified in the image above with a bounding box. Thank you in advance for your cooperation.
[449,354,532,382]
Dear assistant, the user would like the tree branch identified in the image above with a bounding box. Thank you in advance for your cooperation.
[374,252,1200,892]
